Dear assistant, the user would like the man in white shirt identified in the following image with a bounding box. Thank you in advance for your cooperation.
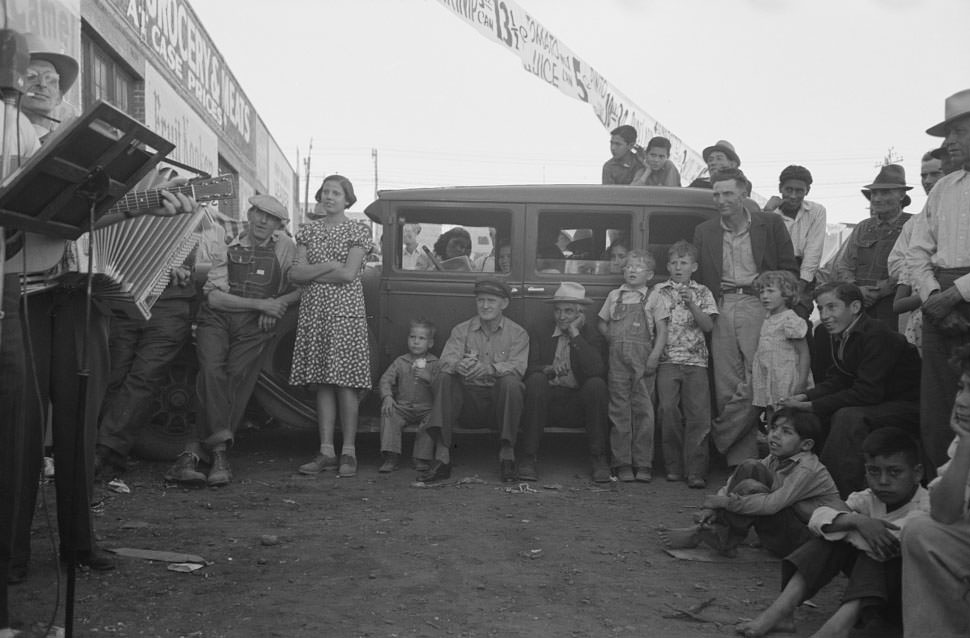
[763,165,827,322]
[908,88,970,468]
[401,223,424,269]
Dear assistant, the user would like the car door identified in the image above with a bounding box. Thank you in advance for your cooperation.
[521,201,645,339]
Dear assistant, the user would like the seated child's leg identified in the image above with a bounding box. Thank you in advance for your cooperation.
[736,539,854,637]
[412,418,435,463]
[727,459,775,492]
[752,506,816,558]
[841,554,901,627]
[380,406,408,454]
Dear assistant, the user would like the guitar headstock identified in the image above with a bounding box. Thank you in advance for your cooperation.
[188,175,235,203]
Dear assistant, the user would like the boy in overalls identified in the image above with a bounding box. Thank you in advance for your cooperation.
[598,249,669,482]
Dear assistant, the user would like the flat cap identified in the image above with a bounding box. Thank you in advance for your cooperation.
[248,194,288,222]
[474,278,511,299]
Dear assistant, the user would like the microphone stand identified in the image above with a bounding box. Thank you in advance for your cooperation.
[63,167,109,638]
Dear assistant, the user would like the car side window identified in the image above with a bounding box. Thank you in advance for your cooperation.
[646,212,709,277]
[535,211,633,276]
[395,209,512,274]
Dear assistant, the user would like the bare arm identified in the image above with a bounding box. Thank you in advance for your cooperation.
[646,319,667,374]
[309,246,367,284]
[793,337,810,393]
[289,245,338,284]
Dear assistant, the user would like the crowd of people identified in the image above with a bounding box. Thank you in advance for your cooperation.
[597,98,970,637]
[1,32,969,638]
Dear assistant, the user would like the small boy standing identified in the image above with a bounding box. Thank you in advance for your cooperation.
[652,241,718,488]
[378,319,439,473]
[736,427,928,638]
[661,409,842,557]
[598,249,669,482]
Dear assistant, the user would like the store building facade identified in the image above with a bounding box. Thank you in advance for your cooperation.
[11,0,296,217]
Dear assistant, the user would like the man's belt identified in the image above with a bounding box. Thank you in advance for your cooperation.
[721,285,757,296]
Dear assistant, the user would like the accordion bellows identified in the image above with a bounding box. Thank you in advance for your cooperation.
[72,205,207,320]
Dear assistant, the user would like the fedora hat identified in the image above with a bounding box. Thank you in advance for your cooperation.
[861,164,912,207]
[24,33,78,93]
[702,140,740,167]
[927,88,970,137]
[544,282,593,305]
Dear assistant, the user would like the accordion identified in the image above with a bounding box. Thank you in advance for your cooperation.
[68,175,234,320]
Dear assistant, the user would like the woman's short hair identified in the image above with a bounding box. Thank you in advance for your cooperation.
[315,174,357,208]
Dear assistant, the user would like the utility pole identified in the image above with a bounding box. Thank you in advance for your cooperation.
[877,146,904,167]
[303,138,313,215]
[371,147,379,200]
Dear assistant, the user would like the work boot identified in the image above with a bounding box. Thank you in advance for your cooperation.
[164,452,206,487]
[207,450,232,487]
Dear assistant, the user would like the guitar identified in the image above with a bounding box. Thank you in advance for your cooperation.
[4,174,234,276]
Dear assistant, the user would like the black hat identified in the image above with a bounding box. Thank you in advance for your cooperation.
[473,278,511,300]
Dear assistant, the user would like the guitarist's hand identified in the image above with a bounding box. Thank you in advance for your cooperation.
[153,178,197,217]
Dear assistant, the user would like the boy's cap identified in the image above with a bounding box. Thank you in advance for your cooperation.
[248,195,289,222]
[474,278,511,299]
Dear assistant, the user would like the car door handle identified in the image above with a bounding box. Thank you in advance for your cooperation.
[527,286,545,293]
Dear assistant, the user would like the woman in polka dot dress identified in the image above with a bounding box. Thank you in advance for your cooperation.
[289,174,373,478]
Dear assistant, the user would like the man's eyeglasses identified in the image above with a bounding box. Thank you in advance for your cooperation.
[25,70,61,88]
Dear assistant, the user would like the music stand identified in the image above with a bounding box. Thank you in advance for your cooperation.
[0,99,174,238]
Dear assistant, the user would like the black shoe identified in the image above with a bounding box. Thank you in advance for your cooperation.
[7,562,28,584]
[60,548,116,572]
[418,460,451,483]
[500,459,517,483]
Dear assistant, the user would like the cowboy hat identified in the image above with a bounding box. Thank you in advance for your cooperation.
[861,164,912,207]
[702,140,740,166]
[927,88,970,137]
[544,282,593,305]
[24,33,78,93]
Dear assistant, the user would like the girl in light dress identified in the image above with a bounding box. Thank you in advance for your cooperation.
[751,271,812,418]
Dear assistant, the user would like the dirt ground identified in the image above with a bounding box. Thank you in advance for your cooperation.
[9,425,896,638]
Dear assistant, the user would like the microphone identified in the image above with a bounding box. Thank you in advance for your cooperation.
[0,29,29,94]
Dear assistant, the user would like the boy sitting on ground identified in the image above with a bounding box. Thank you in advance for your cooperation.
[378,319,439,473]
[660,409,842,558]
[736,427,928,637]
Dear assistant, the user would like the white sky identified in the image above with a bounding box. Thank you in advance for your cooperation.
[192,0,970,225]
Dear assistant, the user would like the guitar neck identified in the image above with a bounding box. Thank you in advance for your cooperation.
[107,183,196,217]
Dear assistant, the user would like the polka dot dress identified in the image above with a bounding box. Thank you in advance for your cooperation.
[289,219,373,389]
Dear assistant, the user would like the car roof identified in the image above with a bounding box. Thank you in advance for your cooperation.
[364,185,715,224]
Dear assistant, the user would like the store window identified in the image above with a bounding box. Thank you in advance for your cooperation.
[81,30,134,114]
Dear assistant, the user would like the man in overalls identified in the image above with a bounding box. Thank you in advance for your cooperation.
[165,195,300,487]
[834,164,913,331]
